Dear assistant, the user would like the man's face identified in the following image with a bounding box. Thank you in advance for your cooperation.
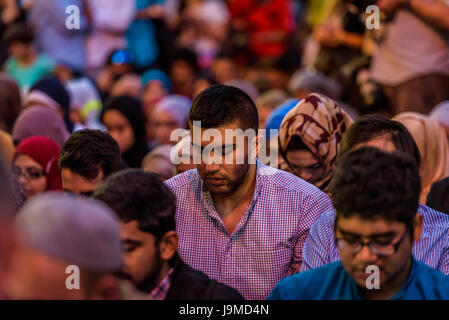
[61,168,104,196]
[119,220,162,292]
[336,215,420,290]
[191,121,256,195]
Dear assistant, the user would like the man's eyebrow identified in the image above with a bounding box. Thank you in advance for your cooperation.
[337,228,396,238]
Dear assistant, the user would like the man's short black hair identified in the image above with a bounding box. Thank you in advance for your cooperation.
[59,129,122,180]
[3,23,34,45]
[332,147,421,228]
[189,84,258,131]
[339,114,421,167]
[93,169,176,241]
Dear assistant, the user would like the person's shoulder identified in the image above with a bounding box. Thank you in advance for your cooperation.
[258,162,326,197]
[412,260,449,298]
[419,203,449,230]
[269,262,343,300]
[36,54,56,69]
[431,177,449,188]
[4,57,17,70]
[415,259,449,281]
[171,260,244,300]
[186,267,243,300]
[165,169,200,191]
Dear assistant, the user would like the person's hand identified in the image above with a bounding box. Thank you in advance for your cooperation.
[376,0,409,15]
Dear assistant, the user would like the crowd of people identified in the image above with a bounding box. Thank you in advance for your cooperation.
[0,0,448,300]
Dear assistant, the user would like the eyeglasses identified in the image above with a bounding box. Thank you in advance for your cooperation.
[11,166,46,181]
[335,228,410,256]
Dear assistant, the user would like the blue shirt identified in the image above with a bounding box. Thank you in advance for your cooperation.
[264,98,299,141]
[302,204,449,274]
[4,54,55,91]
[269,257,449,300]
[126,0,163,68]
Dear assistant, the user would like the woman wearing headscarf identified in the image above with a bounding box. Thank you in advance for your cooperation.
[11,136,62,200]
[393,112,449,204]
[26,76,73,133]
[66,77,104,132]
[151,95,192,146]
[141,68,172,115]
[102,95,149,168]
[12,105,70,148]
[0,74,22,134]
[278,93,354,193]
[141,69,172,144]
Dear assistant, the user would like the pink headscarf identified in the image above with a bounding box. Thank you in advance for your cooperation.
[393,112,449,204]
[12,136,62,191]
[12,106,70,148]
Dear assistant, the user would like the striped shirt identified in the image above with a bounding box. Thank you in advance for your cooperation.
[165,160,334,300]
[301,204,449,274]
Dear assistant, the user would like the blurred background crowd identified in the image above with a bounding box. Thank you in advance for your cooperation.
[0,0,447,300]
[0,0,447,218]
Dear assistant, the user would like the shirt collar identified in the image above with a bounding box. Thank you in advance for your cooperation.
[347,256,417,300]
[199,159,263,232]
[148,268,174,300]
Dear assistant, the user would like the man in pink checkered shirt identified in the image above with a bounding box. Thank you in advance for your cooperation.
[165,85,334,300]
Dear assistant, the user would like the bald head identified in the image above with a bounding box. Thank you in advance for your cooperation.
[6,193,123,299]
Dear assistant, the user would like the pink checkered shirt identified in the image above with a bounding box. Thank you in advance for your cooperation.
[148,268,174,300]
[165,160,334,300]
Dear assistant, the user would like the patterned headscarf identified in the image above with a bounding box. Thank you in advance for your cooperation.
[278,93,354,192]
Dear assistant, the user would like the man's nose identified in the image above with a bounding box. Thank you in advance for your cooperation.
[202,149,222,166]
[204,162,221,173]
[356,244,378,263]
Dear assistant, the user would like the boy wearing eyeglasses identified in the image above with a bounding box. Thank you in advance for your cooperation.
[269,147,449,300]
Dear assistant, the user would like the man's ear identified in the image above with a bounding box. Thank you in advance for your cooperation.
[158,231,178,261]
[413,214,423,242]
